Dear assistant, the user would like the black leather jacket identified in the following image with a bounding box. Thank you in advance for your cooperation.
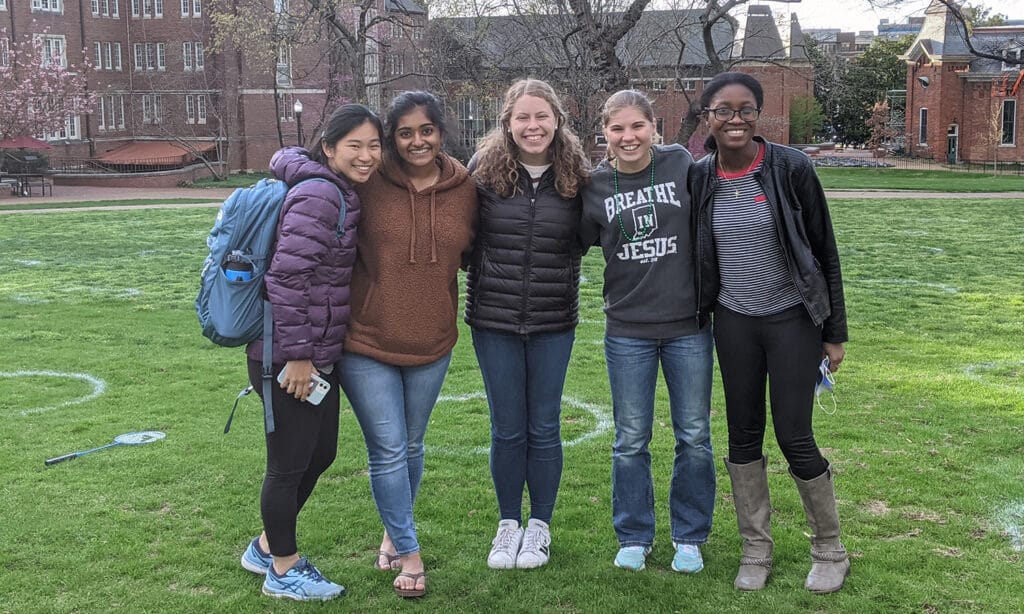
[689,138,848,343]
[465,165,582,335]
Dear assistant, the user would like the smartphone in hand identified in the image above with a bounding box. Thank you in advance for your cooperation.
[277,369,331,405]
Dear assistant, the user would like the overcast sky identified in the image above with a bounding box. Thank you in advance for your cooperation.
[782,0,1020,33]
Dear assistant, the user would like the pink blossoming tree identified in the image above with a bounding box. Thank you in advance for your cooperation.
[0,34,95,140]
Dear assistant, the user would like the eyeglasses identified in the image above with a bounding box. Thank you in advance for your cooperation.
[706,107,761,121]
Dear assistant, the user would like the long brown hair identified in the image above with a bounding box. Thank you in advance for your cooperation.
[472,79,589,199]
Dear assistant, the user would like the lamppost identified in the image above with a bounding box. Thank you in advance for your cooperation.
[294,100,303,147]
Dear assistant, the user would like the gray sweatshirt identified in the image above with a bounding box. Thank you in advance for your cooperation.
[579,144,701,338]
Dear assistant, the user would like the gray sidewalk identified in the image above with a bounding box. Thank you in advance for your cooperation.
[2,185,1023,215]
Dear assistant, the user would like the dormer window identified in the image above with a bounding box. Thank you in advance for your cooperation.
[1002,46,1023,72]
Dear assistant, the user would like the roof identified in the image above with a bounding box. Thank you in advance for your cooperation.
[385,0,426,16]
[432,10,737,71]
[742,4,785,59]
[903,0,973,62]
[97,141,216,165]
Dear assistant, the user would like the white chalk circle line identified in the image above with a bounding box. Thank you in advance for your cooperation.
[0,370,107,416]
[848,278,959,294]
[963,361,1024,390]
[428,392,612,456]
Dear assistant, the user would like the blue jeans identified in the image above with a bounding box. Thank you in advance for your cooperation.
[604,328,715,547]
[339,351,452,555]
[472,327,575,524]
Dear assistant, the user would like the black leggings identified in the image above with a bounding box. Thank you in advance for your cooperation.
[247,359,340,557]
[713,304,828,480]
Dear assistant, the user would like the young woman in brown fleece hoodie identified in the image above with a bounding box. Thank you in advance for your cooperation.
[341,91,477,599]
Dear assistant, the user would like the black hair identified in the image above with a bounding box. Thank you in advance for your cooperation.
[383,90,448,160]
[699,72,765,151]
[309,103,383,166]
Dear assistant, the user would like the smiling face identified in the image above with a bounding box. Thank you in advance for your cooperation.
[393,106,442,171]
[509,94,557,165]
[603,105,656,173]
[322,119,382,184]
[706,83,760,153]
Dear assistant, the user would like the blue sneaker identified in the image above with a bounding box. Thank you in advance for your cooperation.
[241,537,272,575]
[671,543,704,573]
[262,557,345,602]
[614,545,652,571]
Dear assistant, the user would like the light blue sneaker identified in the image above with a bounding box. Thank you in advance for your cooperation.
[241,537,272,575]
[262,557,345,601]
[671,543,704,573]
[614,545,652,571]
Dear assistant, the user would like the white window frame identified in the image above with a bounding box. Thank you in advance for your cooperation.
[1,38,9,67]
[142,93,163,124]
[154,0,162,17]
[278,92,295,121]
[276,44,291,87]
[131,0,139,16]
[186,94,195,124]
[157,42,165,70]
[112,0,118,16]
[38,35,67,67]
[180,0,187,15]
[32,0,63,13]
[45,115,80,140]
[182,42,192,70]
[91,0,99,15]
[133,43,143,70]
[114,43,122,70]
[105,42,113,70]
[94,42,103,67]
[197,94,207,124]
[1001,99,1017,146]
[194,42,203,71]
[191,0,200,16]
[145,42,154,70]
[98,96,106,129]
[0,0,7,10]
[101,0,108,14]
[918,107,928,145]
[1001,47,1022,72]
[142,0,151,17]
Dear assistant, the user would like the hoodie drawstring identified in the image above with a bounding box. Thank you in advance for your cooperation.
[408,190,418,264]
[429,190,438,263]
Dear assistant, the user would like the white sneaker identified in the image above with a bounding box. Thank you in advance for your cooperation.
[487,519,523,569]
[516,518,551,569]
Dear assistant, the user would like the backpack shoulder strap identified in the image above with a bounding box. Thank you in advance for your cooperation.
[290,177,347,237]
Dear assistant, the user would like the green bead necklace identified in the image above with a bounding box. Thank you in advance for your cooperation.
[613,149,656,242]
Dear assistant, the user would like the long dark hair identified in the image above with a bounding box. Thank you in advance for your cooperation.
[699,72,764,151]
[309,103,383,166]
[383,90,448,162]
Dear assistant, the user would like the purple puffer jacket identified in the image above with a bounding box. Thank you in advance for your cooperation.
[246,147,361,368]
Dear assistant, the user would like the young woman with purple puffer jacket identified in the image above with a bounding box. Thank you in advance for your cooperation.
[238,104,383,603]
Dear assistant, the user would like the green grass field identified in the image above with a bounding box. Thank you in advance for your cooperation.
[814,167,1024,192]
[1,198,1022,612]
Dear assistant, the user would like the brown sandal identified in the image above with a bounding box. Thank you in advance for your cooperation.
[375,550,400,571]
[394,571,426,598]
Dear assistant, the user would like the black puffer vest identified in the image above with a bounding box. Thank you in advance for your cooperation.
[465,167,582,334]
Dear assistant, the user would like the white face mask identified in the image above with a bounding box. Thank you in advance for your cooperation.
[816,357,837,415]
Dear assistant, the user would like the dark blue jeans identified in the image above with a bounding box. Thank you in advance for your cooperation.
[472,327,575,524]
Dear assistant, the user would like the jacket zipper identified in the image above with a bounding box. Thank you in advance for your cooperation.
[520,170,540,335]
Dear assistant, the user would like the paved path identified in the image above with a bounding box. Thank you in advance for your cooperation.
[1,186,1022,215]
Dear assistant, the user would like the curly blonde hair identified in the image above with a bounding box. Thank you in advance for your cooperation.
[472,79,590,199]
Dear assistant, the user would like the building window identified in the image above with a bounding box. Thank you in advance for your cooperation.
[194,42,203,70]
[1002,99,1017,145]
[100,94,125,129]
[186,94,208,124]
[142,93,163,123]
[31,0,63,13]
[105,42,113,70]
[0,0,7,10]
[180,0,187,15]
[278,92,296,121]
[38,35,67,67]
[154,0,162,16]
[112,0,118,16]
[133,43,143,70]
[918,107,928,145]
[94,42,102,67]
[1001,47,1022,72]
[192,0,200,16]
[101,0,108,14]
[679,79,698,92]
[91,0,99,14]
[45,116,80,140]
[131,0,138,15]
[98,96,106,129]
[456,96,501,152]
[276,45,291,87]
[386,53,404,76]
[1,38,8,67]
[183,42,192,70]
[157,42,166,70]
[114,43,122,70]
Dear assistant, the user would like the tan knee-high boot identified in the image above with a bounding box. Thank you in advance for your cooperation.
[724,456,773,590]
[791,464,850,594]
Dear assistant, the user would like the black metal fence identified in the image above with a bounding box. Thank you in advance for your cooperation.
[48,154,221,174]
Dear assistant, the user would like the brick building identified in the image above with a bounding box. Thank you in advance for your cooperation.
[432,4,813,160]
[902,0,1023,164]
[1,0,426,173]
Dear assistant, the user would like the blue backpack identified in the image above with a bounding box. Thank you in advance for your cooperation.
[196,177,345,433]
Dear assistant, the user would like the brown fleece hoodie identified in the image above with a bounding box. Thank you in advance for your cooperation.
[348,152,478,366]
